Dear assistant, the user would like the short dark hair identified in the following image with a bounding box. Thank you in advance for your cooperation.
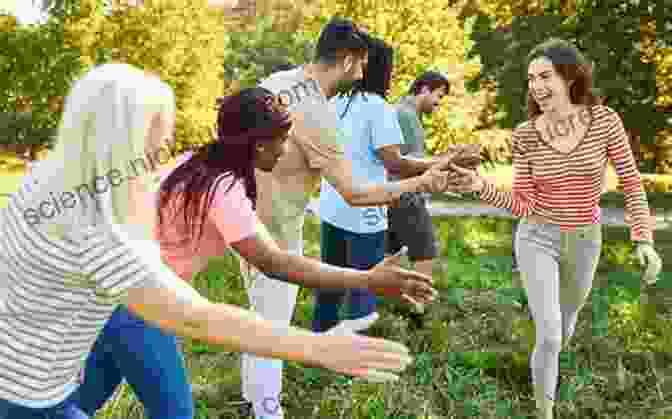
[314,17,369,64]
[409,71,451,95]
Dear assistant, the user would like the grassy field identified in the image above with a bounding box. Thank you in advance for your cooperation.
[88,215,672,419]
[2,160,672,418]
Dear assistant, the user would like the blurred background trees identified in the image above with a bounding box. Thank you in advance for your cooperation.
[1,0,670,176]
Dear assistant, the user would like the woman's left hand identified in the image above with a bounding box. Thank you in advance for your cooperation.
[636,243,662,285]
[442,163,486,194]
[366,247,438,306]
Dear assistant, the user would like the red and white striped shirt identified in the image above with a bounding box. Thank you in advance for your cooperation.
[480,105,652,243]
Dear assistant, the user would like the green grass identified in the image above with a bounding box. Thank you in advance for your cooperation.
[92,215,672,419]
[2,165,671,418]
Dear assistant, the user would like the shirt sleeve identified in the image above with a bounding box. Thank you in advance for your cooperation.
[291,104,345,170]
[80,226,181,301]
[396,109,416,155]
[604,107,653,242]
[479,127,537,217]
[209,178,258,244]
[369,101,404,151]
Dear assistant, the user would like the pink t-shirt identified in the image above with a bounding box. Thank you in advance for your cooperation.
[154,156,257,280]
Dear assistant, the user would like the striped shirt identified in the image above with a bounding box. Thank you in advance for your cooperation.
[0,182,165,407]
[479,105,652,243]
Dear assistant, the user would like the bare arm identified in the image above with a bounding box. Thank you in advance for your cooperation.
[125,275,413,381]
[321,157,431,207]
[377,144,440,178]
[125,270,319,364]
[231,232,369,290]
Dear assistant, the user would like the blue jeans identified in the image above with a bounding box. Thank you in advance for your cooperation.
[68,306,194,419]
[312,222,385,332]
[0,398,88,419]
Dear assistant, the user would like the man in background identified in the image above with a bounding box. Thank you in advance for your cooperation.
[386,71,452,316]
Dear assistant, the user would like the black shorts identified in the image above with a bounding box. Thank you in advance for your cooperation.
[386,193,438,261]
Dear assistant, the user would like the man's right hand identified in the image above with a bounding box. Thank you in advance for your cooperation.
[437,144,481,170]
[419,157,456,194]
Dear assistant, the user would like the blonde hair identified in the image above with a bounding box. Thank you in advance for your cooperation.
[31,63,175,238]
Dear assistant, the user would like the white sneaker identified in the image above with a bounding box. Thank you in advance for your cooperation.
[254,397,284,419]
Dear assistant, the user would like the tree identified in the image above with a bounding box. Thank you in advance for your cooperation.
[0,11,86,155]
[222,15,313,90]
[463,0,672,173]
[56,0,232,151]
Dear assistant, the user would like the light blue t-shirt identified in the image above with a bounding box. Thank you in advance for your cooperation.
[319,92,404,234]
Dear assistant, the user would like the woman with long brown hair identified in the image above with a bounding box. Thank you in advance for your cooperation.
[442,38,662,419]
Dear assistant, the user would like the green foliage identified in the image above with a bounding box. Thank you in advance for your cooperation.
[0,17,86,148]
[1,0,231,152]
[89,0,229,150]
[222,15,314,89]
[0,112,56,150]
[466,1,669,166]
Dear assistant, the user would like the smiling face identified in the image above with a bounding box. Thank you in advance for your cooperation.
[527,56,573,114]
[418,85,448,114]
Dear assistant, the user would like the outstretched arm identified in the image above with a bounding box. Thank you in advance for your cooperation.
[125,274,412,382]
[231,230,436,303]
[321,157,433,207]
[442,130,537,217]
[377,144,444,178]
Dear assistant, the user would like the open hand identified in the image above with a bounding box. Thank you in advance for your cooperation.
[313,332,413,382]
[366,246,437,306]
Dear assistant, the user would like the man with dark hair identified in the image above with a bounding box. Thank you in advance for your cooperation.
[239,20,458,419]
[386,71,452,315]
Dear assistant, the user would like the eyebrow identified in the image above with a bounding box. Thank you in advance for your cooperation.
[528,70,552,78]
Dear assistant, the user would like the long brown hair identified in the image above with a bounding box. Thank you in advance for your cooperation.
[526,38,600,120]
[158,87,292,244]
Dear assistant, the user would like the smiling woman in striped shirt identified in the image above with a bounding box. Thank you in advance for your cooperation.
[444,38,662,419]
[0,63,422,419]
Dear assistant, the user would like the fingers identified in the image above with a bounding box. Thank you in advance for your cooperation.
[448,162,471,174]
[400,271,437,300]
[382,245,409,265]
[398,266,432,284]
[432,156,455,172]
[340,368,400,382]
[355,369,400,382]
[643,251,662,285]
[400,293,427,307]
[355,335,410,356]
[425,171,450,194]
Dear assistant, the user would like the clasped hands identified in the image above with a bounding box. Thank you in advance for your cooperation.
[419,144,486,194]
